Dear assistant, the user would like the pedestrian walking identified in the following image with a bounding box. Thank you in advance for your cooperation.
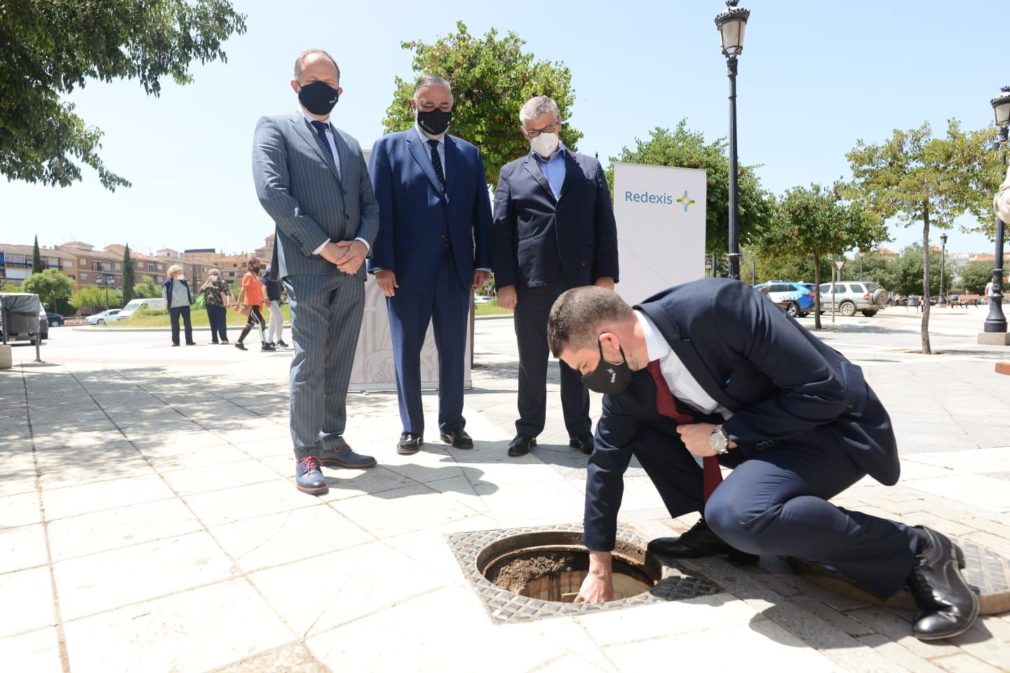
[234,258,273,352]
[199,268,232,344]
[162,264,195,347]
[263,269,288,348]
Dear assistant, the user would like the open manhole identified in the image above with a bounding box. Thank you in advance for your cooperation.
[447,525,723,624]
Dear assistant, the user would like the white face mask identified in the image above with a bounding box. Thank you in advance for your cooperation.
[530,132,560,158]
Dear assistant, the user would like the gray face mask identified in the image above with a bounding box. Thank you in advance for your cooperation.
[581,341,633,395]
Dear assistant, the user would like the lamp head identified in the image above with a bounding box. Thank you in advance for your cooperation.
[993,86,1010,128]
[715,1,750,57]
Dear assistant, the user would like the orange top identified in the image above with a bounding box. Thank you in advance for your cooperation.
[241,272,264,306]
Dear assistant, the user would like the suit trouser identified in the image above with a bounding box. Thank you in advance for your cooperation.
[205,304,228,342]
[633,425,918,597]
[284,273,364,459]
[267,300,284,343]
[169,306,193,345]
[514,281,590,437]
[386,250,469,435]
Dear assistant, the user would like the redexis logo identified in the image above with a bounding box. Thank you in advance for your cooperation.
[624,189,696,212]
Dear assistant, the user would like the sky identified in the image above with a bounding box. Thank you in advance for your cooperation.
[2,0,1008,258]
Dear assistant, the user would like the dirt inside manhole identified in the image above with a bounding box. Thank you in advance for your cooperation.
[477,532,660,603]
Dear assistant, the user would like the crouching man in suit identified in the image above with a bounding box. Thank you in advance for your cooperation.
[546,280,978,641]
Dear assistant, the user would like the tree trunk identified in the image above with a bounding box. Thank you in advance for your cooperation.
[813,252,822,330]
[921,205,932,354]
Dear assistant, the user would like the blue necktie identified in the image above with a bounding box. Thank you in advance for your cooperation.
[428,139,446,191]
[310,121,338,176]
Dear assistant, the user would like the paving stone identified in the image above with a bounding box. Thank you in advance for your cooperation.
[41,474,176,520]
[846,606,961,659]
[207,642,330,673]
[0,567,54,638]
[182,479,319,527]
[0,490,42,529]
[931,653,1006,673]
[855,633,948,673]
[63,579,291,673]
[0,628,62,673]
[0,523,48,573]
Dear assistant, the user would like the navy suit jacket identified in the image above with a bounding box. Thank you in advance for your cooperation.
[583,278,899,551]
[492,149,619,289]
[367,130,492,291]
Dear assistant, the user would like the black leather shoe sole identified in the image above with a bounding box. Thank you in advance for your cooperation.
[320,455,377,469]
[440,432,473,449]
[569,435,593,455]
[507,437,536,457]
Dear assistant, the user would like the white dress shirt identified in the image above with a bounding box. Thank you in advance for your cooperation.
[635,310,731,420]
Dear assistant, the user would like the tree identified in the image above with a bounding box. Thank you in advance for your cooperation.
[383,21,579,185]
[1,1,246,190]
[21,268,75,309]
[754,183,887,329]
[846,121,994,353]
[611,123,775,258]
[71,286,121,313]
[122,244,136,304]
[133,279,161,299]
[31,235,43,273]
[960,260,999,294]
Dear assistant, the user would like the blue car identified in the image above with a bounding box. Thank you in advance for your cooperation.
[753,281,816,317]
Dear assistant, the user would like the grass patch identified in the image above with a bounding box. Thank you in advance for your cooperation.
[104,305,291,328]
[475,301,511,317]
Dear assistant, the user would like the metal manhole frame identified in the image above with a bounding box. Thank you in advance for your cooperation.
[446,523,724,624]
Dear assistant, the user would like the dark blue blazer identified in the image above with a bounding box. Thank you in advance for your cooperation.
[583,278,899,551]
[367,130,492,291]
[492,149,619,289]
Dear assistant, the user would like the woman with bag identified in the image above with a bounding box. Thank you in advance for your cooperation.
[162,264,196,347]
[198,268,233,344]
[234,257,274,352]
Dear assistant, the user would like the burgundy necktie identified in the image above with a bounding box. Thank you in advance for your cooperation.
[646,360,723,501]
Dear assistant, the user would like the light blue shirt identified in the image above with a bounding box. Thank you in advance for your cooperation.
[532,143,567,198]
[415,124,446,181]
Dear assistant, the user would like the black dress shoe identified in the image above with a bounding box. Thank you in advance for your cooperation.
[908,526,979,641]
[507,434,536,457]
[648,518,758,565]
[397,432,423,455]
[440,428,473,449]
[569,432,594,455]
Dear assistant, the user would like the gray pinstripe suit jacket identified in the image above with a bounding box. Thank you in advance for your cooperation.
[252,112,379,279]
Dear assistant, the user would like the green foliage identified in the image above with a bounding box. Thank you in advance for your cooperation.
[383,21,580,185]
[122,244,136,304]
[959,260,996,294]
[71,285,121,312]
[610,123,775,257]
[885,245,942,296]
[21,268,75,309]
[133,279,161,298]
[32,235,43,273]
[0,0,246,190]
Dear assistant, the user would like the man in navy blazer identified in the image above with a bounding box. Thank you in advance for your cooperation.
[547,280,978,641]
[253,49,379,495]
[492,96,619,458]
[368,76,492,455]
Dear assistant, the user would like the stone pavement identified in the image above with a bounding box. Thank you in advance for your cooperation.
[1,308,1009,673]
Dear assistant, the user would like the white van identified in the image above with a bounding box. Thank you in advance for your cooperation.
[118,297,167,319]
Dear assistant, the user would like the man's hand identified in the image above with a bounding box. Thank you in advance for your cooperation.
[676,422,736,457]
[594,277,615,291]
[472,269,491,290]
[333,240,368,275]
[497,285,518,310]
[375,270,398,297]
[574,551,614,604]
[318,241,345,266]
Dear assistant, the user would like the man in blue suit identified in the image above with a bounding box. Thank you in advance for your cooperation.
[252,49,379,495]
[368,76,492,455]
[547,281,978,641]
[492,96,619,458]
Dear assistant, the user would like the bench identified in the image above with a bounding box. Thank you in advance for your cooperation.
[948,294,982,308]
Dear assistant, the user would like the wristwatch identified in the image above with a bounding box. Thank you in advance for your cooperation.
[708,425,730,455]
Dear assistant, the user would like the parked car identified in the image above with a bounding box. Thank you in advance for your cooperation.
[47,312,65,327]
[0,292,47,343]
[473,294,492,305]
[85,309,124,325]
[118,297,166,319]
[818,281,889,317]
[753,281,816,317]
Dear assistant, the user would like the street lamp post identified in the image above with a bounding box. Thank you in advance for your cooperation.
[715,0,750,280]
[939,233,947,306]
[984,86,1010,334]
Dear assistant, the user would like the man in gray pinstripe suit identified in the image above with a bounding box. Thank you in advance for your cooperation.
[253,49,379,495]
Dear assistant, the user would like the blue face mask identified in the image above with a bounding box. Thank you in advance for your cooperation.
[581,341,633,395]
[298,81,339,116]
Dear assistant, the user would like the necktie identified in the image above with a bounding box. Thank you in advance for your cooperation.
[646,360,723,501]
[427,139,446,190]
[309,121,339,175]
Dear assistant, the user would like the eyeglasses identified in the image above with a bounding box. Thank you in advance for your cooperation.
[524,121,560,138]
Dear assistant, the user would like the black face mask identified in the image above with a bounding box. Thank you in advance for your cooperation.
[581,341,633,395]
[417,108,452,136]
[298,81,339,116]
